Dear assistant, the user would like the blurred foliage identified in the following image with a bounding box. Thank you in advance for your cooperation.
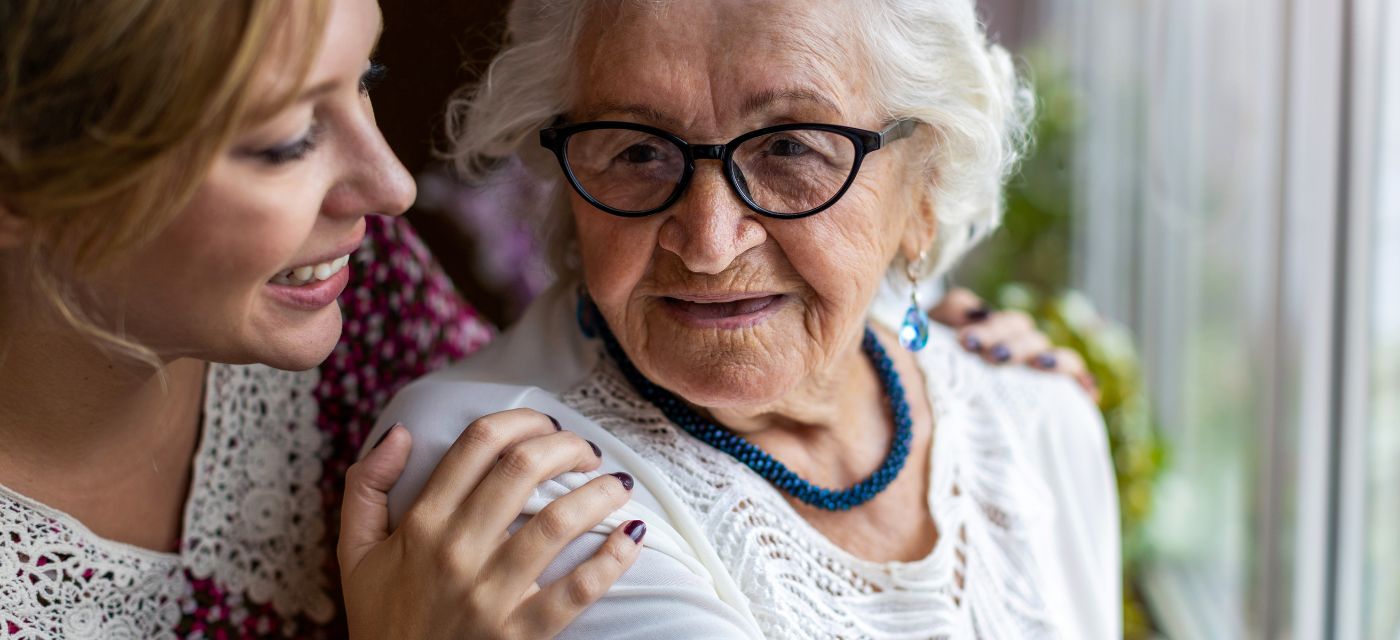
[954,54,1170,639]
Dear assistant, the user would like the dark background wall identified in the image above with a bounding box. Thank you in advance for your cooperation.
[376,1,508,175]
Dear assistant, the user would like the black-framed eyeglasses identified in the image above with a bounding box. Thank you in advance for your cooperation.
[538,119,918,219]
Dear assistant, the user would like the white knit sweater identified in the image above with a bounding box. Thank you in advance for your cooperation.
[371,285,1121,639]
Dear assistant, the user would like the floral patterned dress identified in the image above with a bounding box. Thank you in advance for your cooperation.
[0,216,493,639]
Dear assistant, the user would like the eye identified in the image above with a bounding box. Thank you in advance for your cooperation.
[768,137,809,157]
[620,143,662,164]
[359,61,387,95]
[247,125,322,166]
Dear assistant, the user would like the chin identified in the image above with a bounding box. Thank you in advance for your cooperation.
[251,306,344,371]
[650,357,794,411]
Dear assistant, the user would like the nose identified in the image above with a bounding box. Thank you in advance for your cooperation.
[656,167,767,274]
[320,103,416,220]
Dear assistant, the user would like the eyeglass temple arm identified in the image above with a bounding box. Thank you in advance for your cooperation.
[873,119,919,150]
[540,127,560,149]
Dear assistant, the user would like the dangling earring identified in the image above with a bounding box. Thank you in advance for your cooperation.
[899,251,931,352]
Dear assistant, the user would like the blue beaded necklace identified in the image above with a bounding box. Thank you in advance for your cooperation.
[580,297,914,511]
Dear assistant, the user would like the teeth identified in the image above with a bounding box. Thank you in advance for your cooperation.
[270,253,352,286]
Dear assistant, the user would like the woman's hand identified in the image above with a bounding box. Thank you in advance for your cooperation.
[338,409,645,640]
[930,287,1100,402]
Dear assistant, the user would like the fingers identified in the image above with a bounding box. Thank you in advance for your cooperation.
[928,287,990,328]
[450,429,606,541]
[517,520,647,638]
[411,409,586,520]
[949,304,1101,401]
[957,309,1037,364]
[339,424,412,575]
[1033,347,1101,403]
[996,328,1053,367]
[482,471,636,597]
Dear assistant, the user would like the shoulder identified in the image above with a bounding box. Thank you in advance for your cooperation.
[365,286,650,529]
[370,371,598,528]
[917,326,1109,472]
[368,284,599,453]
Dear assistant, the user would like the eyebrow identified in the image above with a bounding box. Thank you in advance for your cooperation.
[738,87,841,118]
[579,88,841,129]
[292,12,385,105]
[579,101,682,128]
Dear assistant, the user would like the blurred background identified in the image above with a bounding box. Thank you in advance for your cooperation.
[371,1,1399,637]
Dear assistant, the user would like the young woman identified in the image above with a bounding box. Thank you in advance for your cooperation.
[0,1,645,637]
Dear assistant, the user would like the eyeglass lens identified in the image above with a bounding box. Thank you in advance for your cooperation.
[563,127,859,215]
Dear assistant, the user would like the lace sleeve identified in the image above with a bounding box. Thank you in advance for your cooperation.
[996,369,1122,639]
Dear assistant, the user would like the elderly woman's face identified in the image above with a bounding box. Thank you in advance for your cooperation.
[572,0,931,412]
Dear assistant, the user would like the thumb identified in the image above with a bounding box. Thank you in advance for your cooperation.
[929,286,988,328]
[338,424,411,575]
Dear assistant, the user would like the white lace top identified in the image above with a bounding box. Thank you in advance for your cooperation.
[0,364,333,640]
[373,285,1122,640]
[0,215,492,639]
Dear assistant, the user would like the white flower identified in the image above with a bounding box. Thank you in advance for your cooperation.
[63,604,102,640]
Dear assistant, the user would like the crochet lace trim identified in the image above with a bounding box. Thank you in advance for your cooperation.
[0,364,332,639]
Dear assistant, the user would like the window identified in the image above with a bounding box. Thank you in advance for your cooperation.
[1035,0,1398,636]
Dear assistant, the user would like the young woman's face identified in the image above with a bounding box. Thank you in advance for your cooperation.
[85,0,413,370]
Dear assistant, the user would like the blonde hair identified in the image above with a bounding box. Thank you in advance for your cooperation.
[0,0,329,361]
[445,0,1033,283]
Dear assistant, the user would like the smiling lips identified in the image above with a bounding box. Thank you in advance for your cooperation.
[662,293,784,329]
[264,250,357,312]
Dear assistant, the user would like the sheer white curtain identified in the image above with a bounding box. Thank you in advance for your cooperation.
[1354,1,1400,636]
[1048,0,1397,637]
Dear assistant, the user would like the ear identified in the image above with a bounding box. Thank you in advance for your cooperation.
[899,184,939,265]
[0,200,29,250]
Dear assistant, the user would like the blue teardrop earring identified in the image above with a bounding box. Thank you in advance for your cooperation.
[898,251,930,352]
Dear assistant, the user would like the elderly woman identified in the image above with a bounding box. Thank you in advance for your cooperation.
[363,0,1119,637]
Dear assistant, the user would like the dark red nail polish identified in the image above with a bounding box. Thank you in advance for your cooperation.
[611,472,634,491]
[991,344,1012,362]
[1036,353,1058,369]
[589,440,602,457]
[966,306,991,322]
[371,424,400,449]
[623,520,647,544]
[964,335,983,352]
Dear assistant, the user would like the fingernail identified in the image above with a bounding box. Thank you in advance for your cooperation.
[965,306,991,323]
[371,424,400,449]
[589,440,602,457]
[623,520,647,544]
[963,335,983,352]
[1036,353,1058,369]
[548,415,562,431]
[610,472,634,491]
[991,344,1011,362]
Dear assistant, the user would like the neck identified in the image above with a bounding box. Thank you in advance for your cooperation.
[707,327,911,488]
[0,310,206,513]
[709,327,884,437]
